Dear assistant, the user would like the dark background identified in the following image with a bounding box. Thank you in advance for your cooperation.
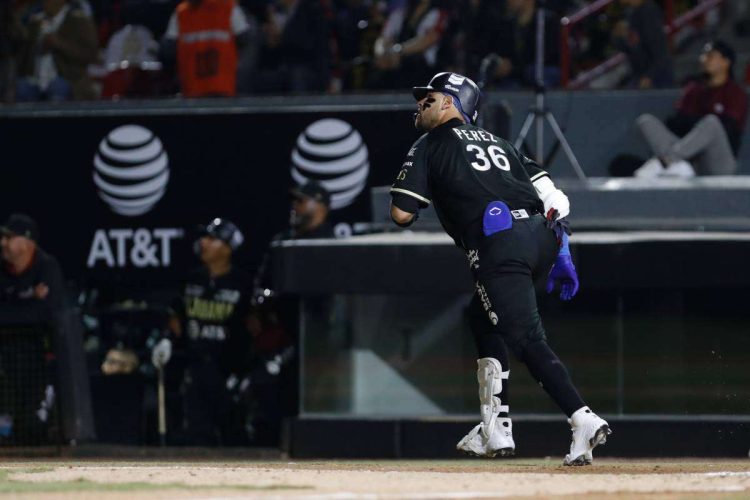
[0,109,418,295]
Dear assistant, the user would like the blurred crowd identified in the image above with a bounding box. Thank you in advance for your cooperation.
[0,0,730,102]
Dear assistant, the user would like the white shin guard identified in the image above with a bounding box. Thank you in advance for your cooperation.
[478,357,509,439]
[455,357,514,456]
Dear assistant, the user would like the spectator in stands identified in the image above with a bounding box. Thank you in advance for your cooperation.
[459,0,505,83]
[614,0,673,89]
[634,40,748,177]
[0,214,65,324]
[370,0,449,89]
[475,0,561,89]
[333,0,387,90]
[13,0,98,101]
[162,0,252,98]
[250,0,331,93]
[0,2,19,102]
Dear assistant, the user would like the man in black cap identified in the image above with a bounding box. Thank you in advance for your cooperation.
[0,213,65,323]
[0,213,66,443]
[245,180,334,444]
[287,180,334,239]
[635,40,748,177]
[158,217,255,445]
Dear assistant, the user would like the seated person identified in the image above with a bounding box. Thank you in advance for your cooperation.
[635,40,748,177]
[370,0,448,90]
[613,0,673,89]
[251,0,329,93]
[477,0,560,89]
[14,0,98,101]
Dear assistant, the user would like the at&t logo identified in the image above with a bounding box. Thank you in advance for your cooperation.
[93,124,169,216]
[291,119,369,210]
[88,124,183,268]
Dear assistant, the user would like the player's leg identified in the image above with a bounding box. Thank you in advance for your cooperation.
[456,295,514,457]
[183,362,221,445]
[479,248,610,465]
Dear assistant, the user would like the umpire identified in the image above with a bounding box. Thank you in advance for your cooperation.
[390,72,611,466]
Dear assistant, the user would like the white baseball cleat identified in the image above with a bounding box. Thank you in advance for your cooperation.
[563,406,611,466]
[457,420,515,458]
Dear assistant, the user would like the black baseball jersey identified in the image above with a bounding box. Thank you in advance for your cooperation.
[175,267,253,374]
[391,118,548,248]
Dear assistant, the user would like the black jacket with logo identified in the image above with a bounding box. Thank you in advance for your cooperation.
[174,266,253,375]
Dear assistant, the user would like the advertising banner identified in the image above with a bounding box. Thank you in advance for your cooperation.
[0,106,419,293]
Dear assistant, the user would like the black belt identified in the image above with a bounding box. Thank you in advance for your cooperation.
[508,207,543,219]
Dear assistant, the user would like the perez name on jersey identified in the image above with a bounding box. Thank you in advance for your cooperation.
[452,128,499,143]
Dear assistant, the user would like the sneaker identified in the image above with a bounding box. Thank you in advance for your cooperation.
[634,157,664,178]
[661,159,695,178]
[457,420,515,458]
[562,406,611,466]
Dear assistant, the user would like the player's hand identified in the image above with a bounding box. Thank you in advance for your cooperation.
[545,209,571,246]
[151,338,172,369]
[546,254,579,301]
[34,283,49,299]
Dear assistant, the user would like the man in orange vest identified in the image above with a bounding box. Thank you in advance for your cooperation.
[163,0,252,97]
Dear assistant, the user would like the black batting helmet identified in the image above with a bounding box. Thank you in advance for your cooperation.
[199,218,244,250]
[413,72,481,124]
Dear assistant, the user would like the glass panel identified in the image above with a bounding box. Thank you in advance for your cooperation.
[299,288,750,417]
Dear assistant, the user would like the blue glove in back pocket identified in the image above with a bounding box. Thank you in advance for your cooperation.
[483,201,513,236]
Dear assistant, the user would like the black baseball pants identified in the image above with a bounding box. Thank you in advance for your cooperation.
[466,214,585,417]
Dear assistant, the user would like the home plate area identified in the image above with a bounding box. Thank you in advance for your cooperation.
[1,460,750,499]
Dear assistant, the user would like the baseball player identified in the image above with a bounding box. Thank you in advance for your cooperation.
[154,217,254,445]
[389,72,611,465]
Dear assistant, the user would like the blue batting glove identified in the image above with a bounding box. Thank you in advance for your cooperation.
[546,252,579,301]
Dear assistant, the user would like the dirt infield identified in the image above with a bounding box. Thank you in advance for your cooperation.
[1,459,749,499]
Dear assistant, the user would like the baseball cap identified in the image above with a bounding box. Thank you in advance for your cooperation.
[0,213,39,242]
[199,217,244,250]
[290,180,331,207]
[412,72,481,124]
[703,39,736,66]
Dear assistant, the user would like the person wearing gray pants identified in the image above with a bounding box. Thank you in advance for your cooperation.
[634,40,748,177]
[636,113,736,176]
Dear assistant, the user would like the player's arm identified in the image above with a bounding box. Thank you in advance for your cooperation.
[514,147,570,219]
[390,204,416,226]
[513,148,579,300]
[390,136,432,227]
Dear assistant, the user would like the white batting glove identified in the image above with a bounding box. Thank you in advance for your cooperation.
[151,338,172,369]
[532,176,570,219]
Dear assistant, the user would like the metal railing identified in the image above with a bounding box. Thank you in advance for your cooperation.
[561,0,723,89]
